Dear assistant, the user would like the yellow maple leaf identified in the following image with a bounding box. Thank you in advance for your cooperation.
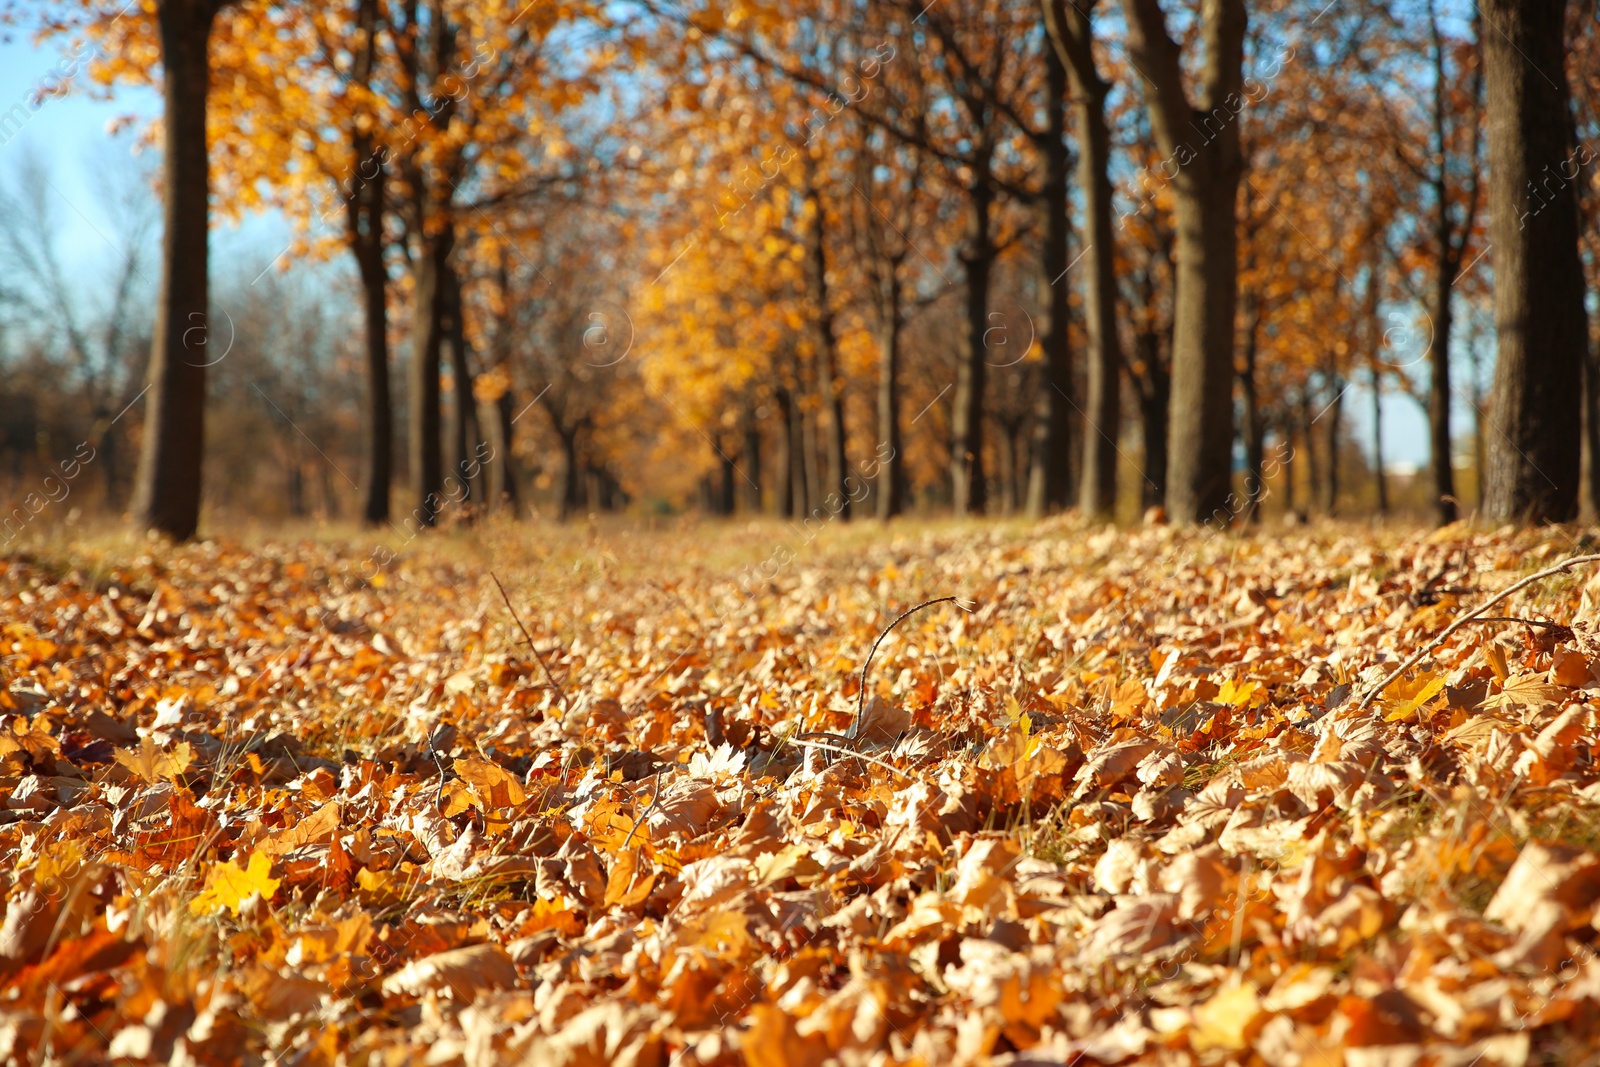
[1378,674,1445,722]
[114,737,193,782]
[453,757,527,810]
[1482,672,1566,712]
[189,851,280,916]
[1216,679,1263,707]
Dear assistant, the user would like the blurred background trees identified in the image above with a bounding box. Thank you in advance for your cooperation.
[0,0,1594,534]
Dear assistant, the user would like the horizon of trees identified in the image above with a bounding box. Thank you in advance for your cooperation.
[0,0,1597,540]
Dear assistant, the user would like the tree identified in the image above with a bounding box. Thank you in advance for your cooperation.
[1043,0,1121,519]
[1481,0,1587,522]
[1119,0,1247,524]
[1354,0,1483,525]
[123,0,234,538]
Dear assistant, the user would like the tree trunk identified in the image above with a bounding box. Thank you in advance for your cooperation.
[801,404,821,518]
[1120,0,1245,524]
[876,266,905,519]
[1584,343,1600,519]
[1135,334,1170,511]
[558,430,579,522]
[1239,292,1264,522]
[442,265,480,504]
[952,166,994,517]
[351,165,392,527]
[489,391,517,512]
[130,0,221,540]
[1322,373,1342,516]
[485,249,518,513]
[1427,237,1458,524]
[1300,389,1320,510]
[1481,0,1587,523]
[741,408,763,513]
[409,229,451,524]
[805,180,850,519]
[348,0,390,528]
[774,388,795,517]
[1281,420,1297,516]
[1371,358,1389,515]
[1026,31,1074,517]
[718,443,736,515]
[1047,0,1121,519]
[997,426,1016,516]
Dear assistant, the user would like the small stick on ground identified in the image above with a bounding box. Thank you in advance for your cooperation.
[426,732,449,811]
[1358,553,1600,711]
[620,772,663,852]
[490,573,569,711]
[1460,616,1570,630]
[790,737,919,781]
[854,596,972,739]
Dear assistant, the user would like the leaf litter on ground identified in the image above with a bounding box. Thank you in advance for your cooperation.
[2,519,1600,1064]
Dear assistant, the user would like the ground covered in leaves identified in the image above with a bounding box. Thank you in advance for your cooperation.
[5,518,1600,1065]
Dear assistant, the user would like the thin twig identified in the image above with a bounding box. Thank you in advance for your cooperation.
[620,771,663,853]
[1460,616,1569,630]
[490,573,569,710]
[855,596,972,738]
[790,737,919,781]
[1359,553,1600,710]
[426,732,449,811]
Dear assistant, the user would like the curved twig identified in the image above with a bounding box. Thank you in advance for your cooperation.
[855,596,973,738]
[620,771,663,853]
[1358,553,1600,711]
[789,737,920,781]
[1460,616,1570,631]
[490,573,569,710]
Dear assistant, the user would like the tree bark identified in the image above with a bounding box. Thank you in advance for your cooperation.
[486,251,518,513]
[347,0,390,528]
[1281,419,1297,516]
[951,160,994,517]
[558,429,579,522]
[408,228,451,524]
[741,408,763,513]
[1371,357,1389,515]
[773,388,795,517]
[805,180,850,519]
[1427,224,1458,524]
[442,265,480,505]
[1134,329,1170,511]
[130,0,223,540]
[1300,389,1320,511]
[801,403,821,518]
[1481,0,1587,523]
[718,442,736,516]
[1026,30,1075,518]
[1119,0,1245,524]
[1046,0,1121,519]
[1239,292,1263,522]
[1322,372,1342,515]
[876,265,905,519]
[349,157,391,527]
[1584,343,1600,519]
